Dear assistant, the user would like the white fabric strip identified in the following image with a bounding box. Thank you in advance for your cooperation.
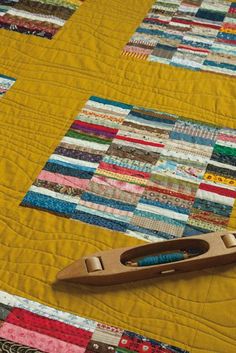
[62,136,109,152]
[197,188,235,206]
[0,290,97,331]
[50,154,99,169]
[29,185,80,203]
[137,203,189,222]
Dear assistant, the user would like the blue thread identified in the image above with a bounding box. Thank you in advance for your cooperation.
[137,252,185,266]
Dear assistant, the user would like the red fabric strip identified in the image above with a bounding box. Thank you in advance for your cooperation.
[116,135,164,147]
[171,18,192,25]
[199,183,236,198]
[217,38,236,45]
[6,308,92,347]
[190,212,228,226]
[143,17,169,24]
[98,161,150,179]
[145,185,195,201]
[192,21,221,30]
[73,120,118,134]
[178,45,209,53]
[229,7,236,14]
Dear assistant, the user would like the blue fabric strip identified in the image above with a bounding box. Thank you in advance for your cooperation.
[44,162,94,179]
[0,74,16,81]
[170,131,216,146]
[21,191,76,216]
[181,38,212,49]
[48,158,96,173]
[217,31,236,41]
[154,43,177,51]
[72,210,128,232]
[170,62,200,71]
[129,110,176,125]
[89,96,133,110]
[80,192,136,211]
[196,8,226,22]
[193,198,232,217]
[183,224,210,236]
[203,60,236,71]
[136,27,182,41]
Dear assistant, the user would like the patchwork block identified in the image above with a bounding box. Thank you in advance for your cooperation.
[0,74,15,97]
[0,0,84,39]
[0,290,188,353]
[122,0,236,76]
[21,96,236,242]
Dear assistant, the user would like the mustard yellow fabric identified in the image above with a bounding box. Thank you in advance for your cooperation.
[0,0,236,352]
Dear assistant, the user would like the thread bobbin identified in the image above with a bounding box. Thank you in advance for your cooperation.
[85,257,103,272]
[222,233,236,248]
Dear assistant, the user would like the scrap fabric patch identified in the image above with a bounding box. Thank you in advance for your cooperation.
[122,0,236,76]
[0,0,84,39]
[21,96,236,242]
[0,290,188,353]
[0,74,15,97]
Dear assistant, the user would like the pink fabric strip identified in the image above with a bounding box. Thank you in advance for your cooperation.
[78,199,133,217]
[38,170,90,189]
[92,176,145,194]
[123,45,152,55]
[0,322,85,353]
[218,133,236,143]
[6,308,92,347]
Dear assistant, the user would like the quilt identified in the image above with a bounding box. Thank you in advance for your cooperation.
[0,0,236,353]
[22,96,236,241]
[0,290,187,353]
[123,0,236,75]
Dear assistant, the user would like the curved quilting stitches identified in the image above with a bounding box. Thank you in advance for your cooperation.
[0,0,236,353]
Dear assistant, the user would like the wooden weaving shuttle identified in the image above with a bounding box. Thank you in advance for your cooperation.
[57,230,236,286]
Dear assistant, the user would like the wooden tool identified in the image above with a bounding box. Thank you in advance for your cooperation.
[57,231,236,286]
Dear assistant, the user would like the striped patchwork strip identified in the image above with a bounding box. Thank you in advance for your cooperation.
[21,96,236,242]
[0,0,84,39]
[122,0,236,76]
[0,290,188,353]
[0,74,15,97]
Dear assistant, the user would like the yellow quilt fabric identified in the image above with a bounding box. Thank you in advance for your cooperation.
[0,0,235,352]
